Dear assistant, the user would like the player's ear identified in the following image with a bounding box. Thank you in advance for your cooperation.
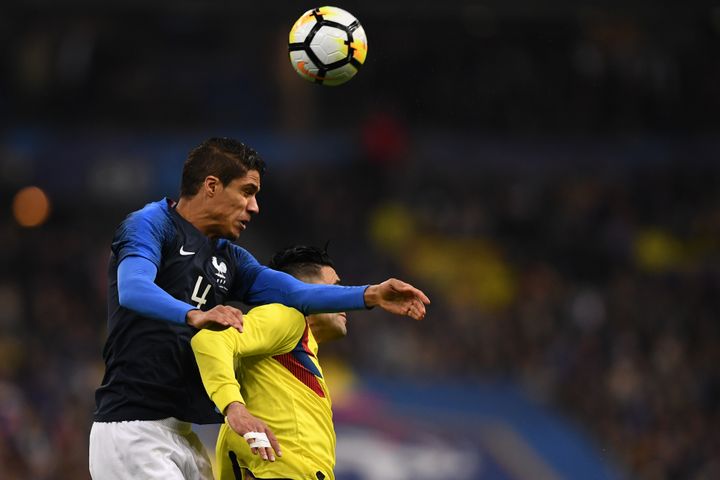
[204,176,220,197]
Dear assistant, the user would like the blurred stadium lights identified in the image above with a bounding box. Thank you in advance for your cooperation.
[12,185,51,227]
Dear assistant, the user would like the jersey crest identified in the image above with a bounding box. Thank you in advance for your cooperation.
[206,255,230,293]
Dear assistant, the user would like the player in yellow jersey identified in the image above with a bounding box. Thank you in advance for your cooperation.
[192,245,368,480]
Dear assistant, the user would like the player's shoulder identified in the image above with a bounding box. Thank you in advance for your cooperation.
[218,239,252,257]
[247,303,303,320]
[246,304,305,332]
[130,198,171,222]
[114,198,174,242]
[245,304,306,342]
[217,240,263,271]
[121,199,173,231]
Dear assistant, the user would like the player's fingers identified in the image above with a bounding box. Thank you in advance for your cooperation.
[231,309,244,329]
[228,306,244,322]
[403,285,430,304]
[415,299,427,317]
[416,289,431,304]
[220,309,243,332]
[395,282,431,305]
[228,317,243,332]
[403,303,418,321]
[218,305,241,319]
[244,430,272,459]
[215,305,238,316]
[266,428,282,458]
[409,301,425,320]
[263,446,275,462]
[214,316,238,331]
[255,426,275,461]
[247,439,262,458]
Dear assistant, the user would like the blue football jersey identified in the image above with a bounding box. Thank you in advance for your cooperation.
[94,198,265,424]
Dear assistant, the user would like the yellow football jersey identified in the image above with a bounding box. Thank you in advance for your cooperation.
[191,303,335,480]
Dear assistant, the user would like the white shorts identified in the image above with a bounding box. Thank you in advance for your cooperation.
[89,418,214,480]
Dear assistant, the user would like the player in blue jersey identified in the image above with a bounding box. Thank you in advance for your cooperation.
[89,137,430,480]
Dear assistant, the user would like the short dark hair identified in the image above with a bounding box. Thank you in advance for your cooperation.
[180,137,266,197]
[268,245,335,281]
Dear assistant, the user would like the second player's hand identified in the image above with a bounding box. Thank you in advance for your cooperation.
[186,305,244,332]
[225,402,282,462]
[364,278,431,320]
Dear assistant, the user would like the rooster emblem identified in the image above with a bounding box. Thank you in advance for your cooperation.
[211,256,227,279]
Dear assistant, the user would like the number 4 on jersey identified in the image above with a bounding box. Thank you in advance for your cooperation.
[191,276,211,308]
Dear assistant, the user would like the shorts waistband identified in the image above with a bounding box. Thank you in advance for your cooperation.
[93,417,193,434]
[153,417,193,434]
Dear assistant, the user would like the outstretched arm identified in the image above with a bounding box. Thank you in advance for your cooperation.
[246,268,430,320]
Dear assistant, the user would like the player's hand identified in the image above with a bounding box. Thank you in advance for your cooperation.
[225,402,282,462]
[364,278,430,320]
[186,305,244,332]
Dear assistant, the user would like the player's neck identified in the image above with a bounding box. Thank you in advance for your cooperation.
[175,196,214,237]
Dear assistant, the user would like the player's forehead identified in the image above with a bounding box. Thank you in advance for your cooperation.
[226,170,261,190]
[318,265,340,285]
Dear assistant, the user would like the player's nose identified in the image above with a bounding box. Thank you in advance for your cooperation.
[247,195,260,215]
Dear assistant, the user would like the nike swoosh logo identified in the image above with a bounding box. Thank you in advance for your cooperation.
[179,246,196,256]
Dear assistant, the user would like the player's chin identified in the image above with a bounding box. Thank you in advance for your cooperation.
[225,225,243,240]
[325,328,347,342]
[233,221,249,237]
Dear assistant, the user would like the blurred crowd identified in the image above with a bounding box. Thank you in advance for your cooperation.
[0,209,107,479]
[1,3,719,133]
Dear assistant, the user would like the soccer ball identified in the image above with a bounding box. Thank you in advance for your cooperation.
[288,6,368,86]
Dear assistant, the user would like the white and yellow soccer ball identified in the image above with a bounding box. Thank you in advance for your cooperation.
[288,6,368,86]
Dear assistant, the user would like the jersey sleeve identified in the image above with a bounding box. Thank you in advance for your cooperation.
[244,268,368,314]
[190,304,305,414]
[117,256,195,324]
[112,201,174,267]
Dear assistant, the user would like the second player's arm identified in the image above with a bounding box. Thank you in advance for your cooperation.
[191,305,306,460]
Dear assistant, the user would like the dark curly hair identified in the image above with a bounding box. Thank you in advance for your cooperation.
[180,137,266,198]
[268,245,334,281]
